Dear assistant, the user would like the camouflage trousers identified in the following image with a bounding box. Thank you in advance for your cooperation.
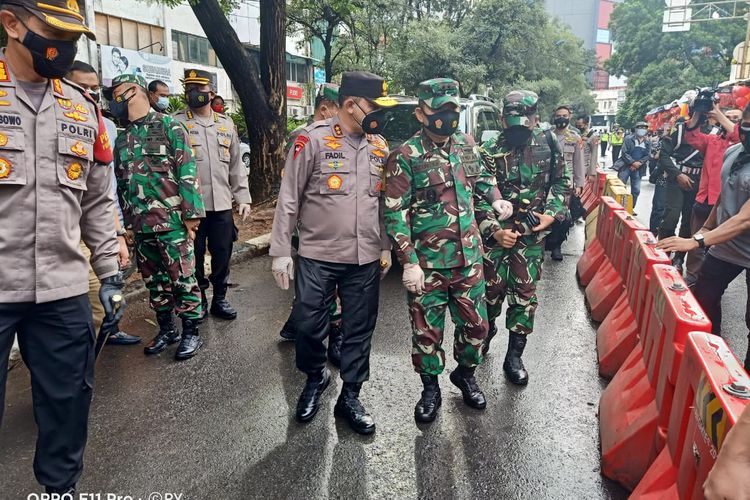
[484,235,544,336]
[135,229,202,320]
[408,261,488,375]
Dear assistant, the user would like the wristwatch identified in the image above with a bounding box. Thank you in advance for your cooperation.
[693,233,706,248]
[116,228,127,237]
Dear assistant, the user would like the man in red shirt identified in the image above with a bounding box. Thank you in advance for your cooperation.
[684,104,741,285]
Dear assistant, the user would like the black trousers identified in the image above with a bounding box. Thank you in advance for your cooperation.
[611,145,622,165]
[295,256,380,383]
[692,254,750,369]
[600,142,608,157]
[194,209,235,291]
[658,182,697,260]
[0,295,95,489]
[545,218,572,250]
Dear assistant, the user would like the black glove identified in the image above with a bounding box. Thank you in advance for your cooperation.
[525,211,541,229]
[99,272,126,324]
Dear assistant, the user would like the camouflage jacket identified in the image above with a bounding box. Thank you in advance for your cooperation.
[115,111,205,234]
[384,130,500,269]
[479,128,571,238]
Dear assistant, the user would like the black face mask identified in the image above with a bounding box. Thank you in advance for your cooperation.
[423,108,460,136]
[186,89,211,109]
[20,24,78,79]
[554,117,569,129]
[87,90,100,104]
[504,126,533,148]
[109,90,135,120]
[355,101,389,135]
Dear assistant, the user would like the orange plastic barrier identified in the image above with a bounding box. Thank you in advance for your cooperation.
[630,332,750,499]
[577,196,624,287]
[583,169,608,215]
[597,231,671,378]
[585,211,645,322]
[600,265,711,490]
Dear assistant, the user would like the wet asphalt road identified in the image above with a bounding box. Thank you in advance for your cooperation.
[2,171,746,499]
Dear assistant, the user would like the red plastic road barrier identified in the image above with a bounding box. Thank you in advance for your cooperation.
[597,231,671,379]
[630,332,750,499]
[585,211,644,322]
[600,265,711,491]
[577,196,624,287]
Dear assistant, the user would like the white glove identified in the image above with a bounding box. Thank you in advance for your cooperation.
[272,257,294,290]
[237,203,252,221]
[379,250,392,279]
[492,200,514,221]
[402,263,425,295]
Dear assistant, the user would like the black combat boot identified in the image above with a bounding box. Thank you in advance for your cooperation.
[414,374,441,423]
[175,318,203,360]
[210,286,237,320]
[279,320,296,341]
[551,246,564,261]
[198,289,208,322]
[503,332,529,385]
[482,322,497,356]
[327,322,343,367]
[334,382,376,435]
[144,311,181,355]
[296,368,331,423]
[449,366,486,409]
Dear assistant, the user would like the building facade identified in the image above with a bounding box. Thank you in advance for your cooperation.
[80,0,314,116]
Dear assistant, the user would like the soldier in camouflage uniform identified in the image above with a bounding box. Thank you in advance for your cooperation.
[385,78,513,422]
[479,91,571,385]
[108,74,206,360]
[546,105,583,261]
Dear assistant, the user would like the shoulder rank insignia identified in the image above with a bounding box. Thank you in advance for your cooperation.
[333,124,344,137]
[325,140,342,151]
[52,79,64,96]
[293,135,309,160]
[0,61,9,83]
[0,157,11,178]
[67,162,82,180]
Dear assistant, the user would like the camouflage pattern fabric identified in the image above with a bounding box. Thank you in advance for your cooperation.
[410,261,488,375]
[114,111,205,234]
[135,229,202,319]
[384,130,499,269]
[479,127,571,335]
[417,78,460,108]
[483,236,542,335]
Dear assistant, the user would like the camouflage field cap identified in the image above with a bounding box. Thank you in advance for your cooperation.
[318,83,339,102]
[104,73,147,100]
[503,90,539,127]
[418,78,460,109]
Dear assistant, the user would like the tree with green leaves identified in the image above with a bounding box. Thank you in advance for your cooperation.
[157,0,286,202]
[607,0,747,126]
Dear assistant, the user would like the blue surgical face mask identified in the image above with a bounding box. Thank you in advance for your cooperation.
[155,96,170,112]
[636,128,647,137]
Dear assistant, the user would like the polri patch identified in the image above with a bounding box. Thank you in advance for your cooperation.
[327,174,343,190]
[333,124,344,137]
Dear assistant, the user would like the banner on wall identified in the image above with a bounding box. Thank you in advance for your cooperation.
[100,44,174,92]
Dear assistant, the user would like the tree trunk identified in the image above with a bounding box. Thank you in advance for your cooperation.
[188,0,286,203]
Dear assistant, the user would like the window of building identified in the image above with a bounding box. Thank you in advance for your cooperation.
[95,14,165,53]
[286,61,310,84]
[596,29,610,44]
[171,30,222,67]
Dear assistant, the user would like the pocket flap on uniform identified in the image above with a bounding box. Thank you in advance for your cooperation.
[0,130,25,151]
[59,136,94,162]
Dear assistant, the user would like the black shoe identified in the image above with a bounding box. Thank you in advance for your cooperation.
[503,332,529,386]
[296,369,331,423]
[327,323,343,367]
[144,311,181,355]
[551,246,564,261]
[210,287,237,320]
[279,325,296,341]
[175,319,203,360]
[449,366,486,410]
[334,382,376,435]
[482,322,497,357]
[415,374,441,423]
[46,485,75,495]
[198,290,208,323]
[106,330,141,345]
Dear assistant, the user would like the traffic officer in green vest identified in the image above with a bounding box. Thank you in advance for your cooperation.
[173,69,251,321]
[479,90,570,386]
[0,0,124,493]
[385,78,510,423]
[546,105,584,261]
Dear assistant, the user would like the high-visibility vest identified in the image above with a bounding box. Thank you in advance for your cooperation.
[601,132,610,142]
[610,134,624,146]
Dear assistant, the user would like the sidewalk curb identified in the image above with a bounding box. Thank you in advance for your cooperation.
[123,233,272,302]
